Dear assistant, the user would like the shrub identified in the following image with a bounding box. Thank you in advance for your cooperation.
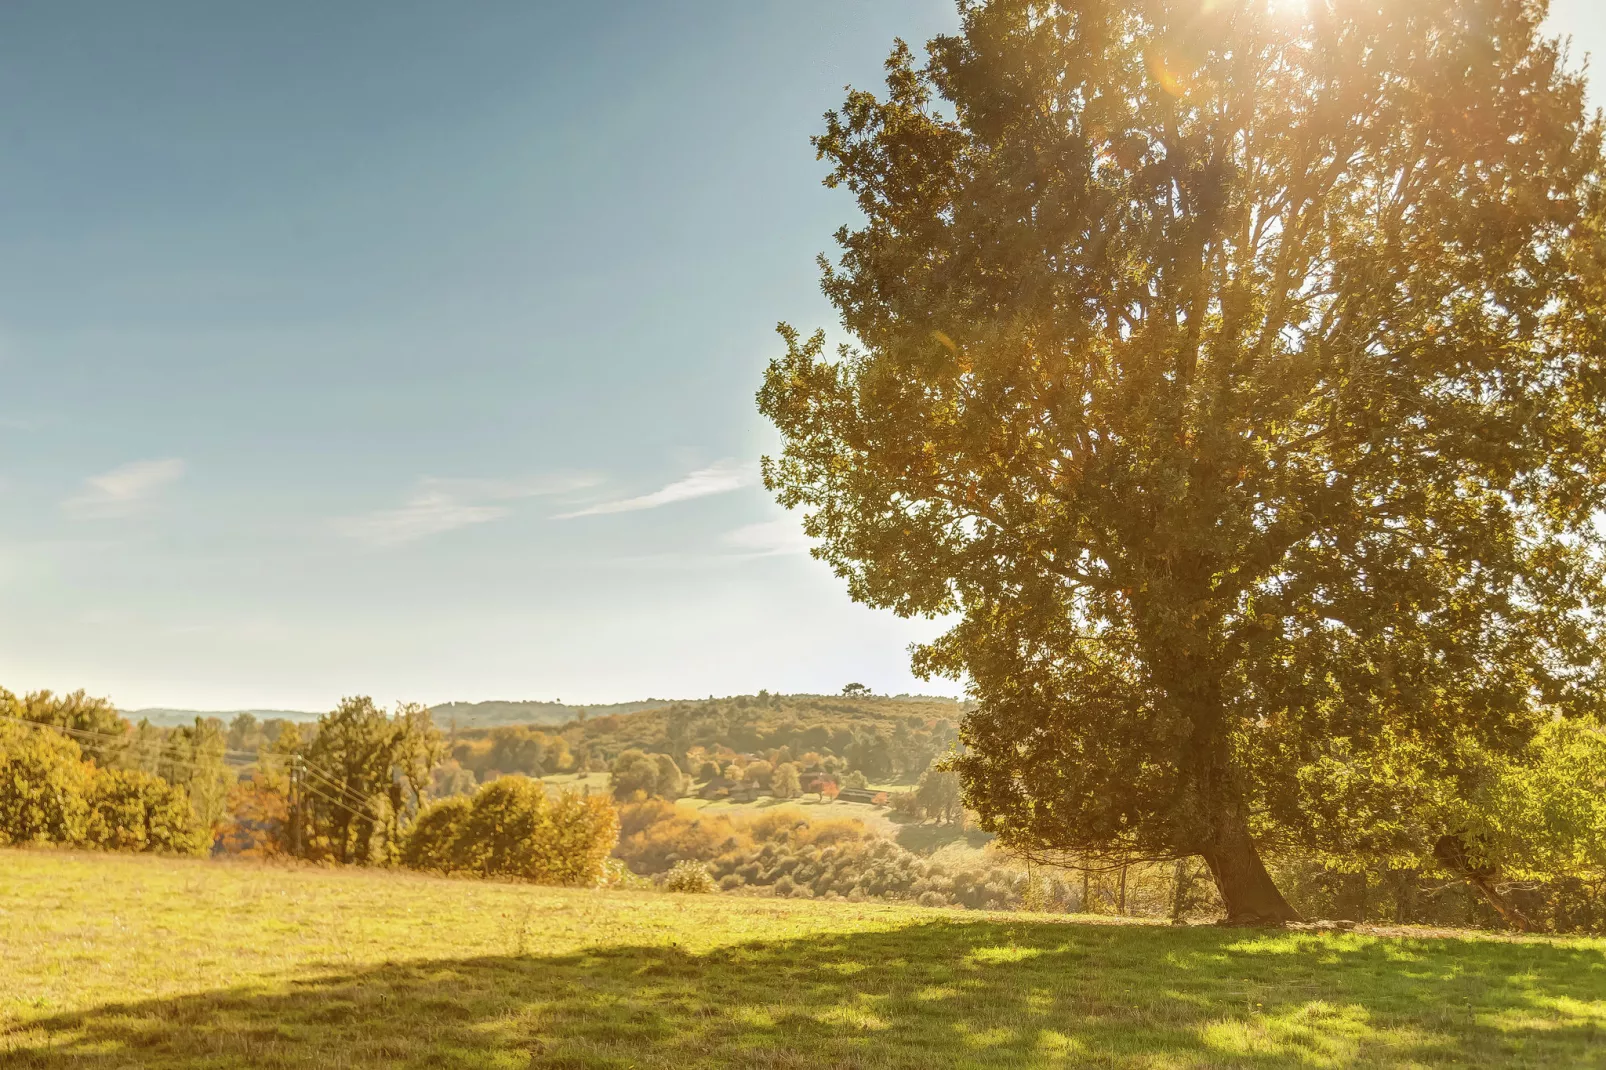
[772,762,802,799]
[599,857,652,889]
[85,768,208,855]
[401,777,619,886]
[0,722,207,855]
[609,750,687,801]
[608,798,1045,911]
[743,807,871,849]
[0,721,92,846]
[743,761,774,790]
[663,859,715,893]
[401,796,472,872]
[614,801,744,874]
[452,777,550,875]
[541,791,621,885]
[889,790,922,819]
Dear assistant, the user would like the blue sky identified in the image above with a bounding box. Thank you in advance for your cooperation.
[1,2,1603,712]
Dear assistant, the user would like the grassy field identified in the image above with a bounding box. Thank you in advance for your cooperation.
[2,850,1604,1068]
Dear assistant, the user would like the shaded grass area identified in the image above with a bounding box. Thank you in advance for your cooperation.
[891,818,995,855]
[3,850,1605,1068]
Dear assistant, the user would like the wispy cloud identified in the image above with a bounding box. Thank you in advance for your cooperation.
[721,518,812,556]
[64,458,186,519]
[557,460,757,519]
[337,473,598,547]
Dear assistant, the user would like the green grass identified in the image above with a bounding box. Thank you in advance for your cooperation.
[2,850,1604,1068]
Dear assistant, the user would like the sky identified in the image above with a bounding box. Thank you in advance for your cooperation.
[1,2,1604,713]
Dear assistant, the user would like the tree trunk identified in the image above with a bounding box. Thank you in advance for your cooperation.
[1199,806,1301,925]
[1170,858,1192,922]
[1432,834,1533,932]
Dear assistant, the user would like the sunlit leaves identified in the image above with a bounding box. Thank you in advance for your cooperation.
[760,0,1606,900]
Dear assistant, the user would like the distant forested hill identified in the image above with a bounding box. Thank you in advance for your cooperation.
[429,699,672,728]
[446,693,969,785]
[122,692,969,788]
[125,707,320,727]
[121,699,671,729]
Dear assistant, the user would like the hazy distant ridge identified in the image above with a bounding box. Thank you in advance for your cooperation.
[123,708,322,727]
[124,693,961,729]
[429,699,674,727]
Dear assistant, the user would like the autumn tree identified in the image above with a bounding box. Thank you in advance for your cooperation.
[760,0,1606,922]
[1,688,127,765]
[159,716,235,833]
[915,767,965,827]
[0,721,205,853]
[742,759,775,791]
[609,750,687,801]
[0,719,92,845]
[298,696,443,864]
[85,768,208,855]
[772,761,804,799]
[404,776,619,885]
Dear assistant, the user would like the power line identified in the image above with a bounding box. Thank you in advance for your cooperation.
[3,711,398,824]
[4,712,305,774]
[0,713,284,778]
[294,774,371,823]
[0,711,313,765]
[2,714,240,769]
[3,711,414,867]
[300,764,378,812]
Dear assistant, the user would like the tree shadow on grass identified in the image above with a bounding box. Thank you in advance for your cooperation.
[891,818,995,855]
[5,919,1605,1069]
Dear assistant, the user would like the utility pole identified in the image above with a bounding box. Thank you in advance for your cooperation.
[289,755,303,858]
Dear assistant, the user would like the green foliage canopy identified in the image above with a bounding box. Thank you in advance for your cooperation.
[297,697,444,865]
[85,768,209,855]
[402,776,619,886]
[760,0,1606,921]
[0,720,93,846]
[608,749,687,801]
[0,720,206,854]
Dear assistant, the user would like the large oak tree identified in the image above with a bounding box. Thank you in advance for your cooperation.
[760,0,1606,922]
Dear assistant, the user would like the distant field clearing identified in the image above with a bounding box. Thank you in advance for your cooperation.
[3,850,1604,1068]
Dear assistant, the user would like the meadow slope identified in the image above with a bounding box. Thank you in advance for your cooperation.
[2,850,1604,1069]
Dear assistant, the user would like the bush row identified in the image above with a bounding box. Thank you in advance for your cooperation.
[711,837,1029,910]
[614,801,1034,910]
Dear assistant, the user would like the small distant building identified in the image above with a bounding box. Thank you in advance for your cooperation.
[836,787,881,805]
[697,777,738,800]
[697,777,763,804]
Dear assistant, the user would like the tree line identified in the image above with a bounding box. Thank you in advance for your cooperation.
[8,678,1605,929]
[0,688,617,887]
[440,693,961,790]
